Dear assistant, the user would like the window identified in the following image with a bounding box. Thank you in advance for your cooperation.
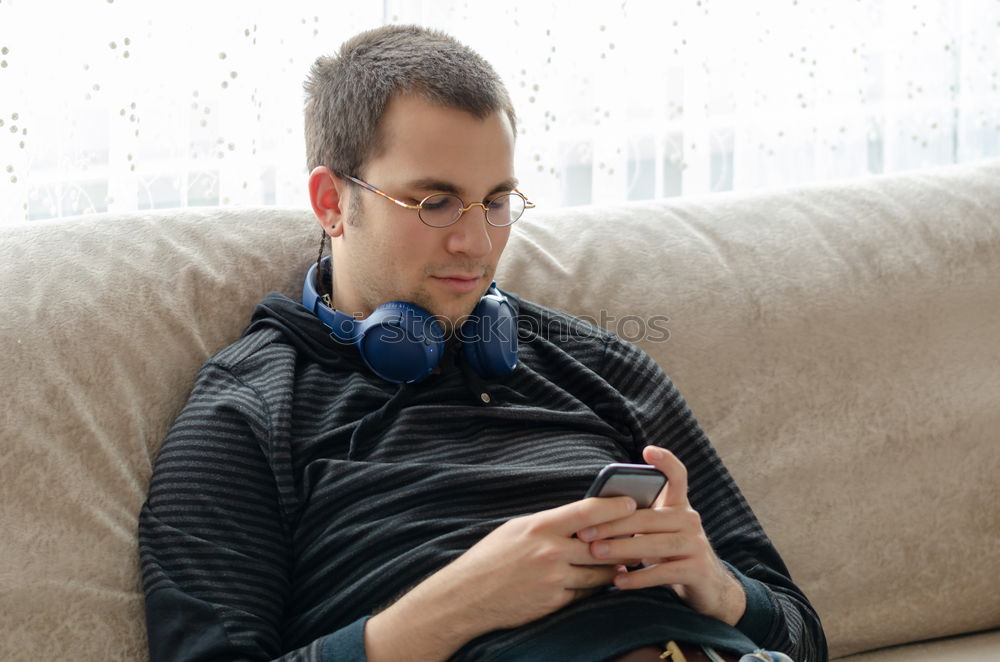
[1,0,997,223]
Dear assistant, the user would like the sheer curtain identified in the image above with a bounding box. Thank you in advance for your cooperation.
[1,0,998,223]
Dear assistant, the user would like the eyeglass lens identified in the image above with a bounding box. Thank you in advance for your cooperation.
[418,193,526,227]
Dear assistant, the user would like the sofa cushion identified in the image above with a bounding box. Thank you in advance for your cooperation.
[832,629,1000,661]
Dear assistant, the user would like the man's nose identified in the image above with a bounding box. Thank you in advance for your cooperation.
[444,205,494,257]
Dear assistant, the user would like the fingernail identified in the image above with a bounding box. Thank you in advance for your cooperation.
[647,446,665,460]
[615,574,630,587]
[579,527,597,541]
[625,497,636,512]
[593,542,610,557]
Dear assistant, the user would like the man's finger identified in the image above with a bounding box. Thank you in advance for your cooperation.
[563,538,628,566]
[534,495,637,537]
[643,446,689,507]
[565,564,621,591]
[576,506,688,542]
[614,557,698,590]
[589,530,695,563]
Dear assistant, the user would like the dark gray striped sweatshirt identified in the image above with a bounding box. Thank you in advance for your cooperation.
[138,291,826,662]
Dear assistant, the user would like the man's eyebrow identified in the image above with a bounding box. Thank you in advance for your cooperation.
[405,177,520,198]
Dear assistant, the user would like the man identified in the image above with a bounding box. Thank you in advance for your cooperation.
[139,25,827,662]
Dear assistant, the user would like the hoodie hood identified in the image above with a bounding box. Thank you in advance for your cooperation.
[242,291,366,371]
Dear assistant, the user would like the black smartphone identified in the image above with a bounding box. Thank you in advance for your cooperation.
[584,463,666,508]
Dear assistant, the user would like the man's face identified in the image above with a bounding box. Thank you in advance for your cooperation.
[330,94,517,333]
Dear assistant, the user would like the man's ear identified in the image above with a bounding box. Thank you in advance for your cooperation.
[308,166,348,237]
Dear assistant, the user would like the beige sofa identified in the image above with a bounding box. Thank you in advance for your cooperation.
[2,159,998,661]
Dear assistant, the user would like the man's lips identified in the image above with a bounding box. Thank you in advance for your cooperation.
[433,273,482,281]
[431,274,484,294]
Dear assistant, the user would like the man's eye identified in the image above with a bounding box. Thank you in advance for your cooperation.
[422,198,450,210]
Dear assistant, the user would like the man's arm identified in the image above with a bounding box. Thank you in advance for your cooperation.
[139,363,362,661]
[595,336,829,661]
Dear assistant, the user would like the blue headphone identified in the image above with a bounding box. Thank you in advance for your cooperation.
[302,257,518,384]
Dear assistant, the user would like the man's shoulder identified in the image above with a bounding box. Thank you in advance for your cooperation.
[207,291,342,373]
[207,324,287,371]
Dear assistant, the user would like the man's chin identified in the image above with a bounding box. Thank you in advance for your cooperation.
[415,285,489,332]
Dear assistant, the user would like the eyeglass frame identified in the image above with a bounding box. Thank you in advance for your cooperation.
[334,171,534,228]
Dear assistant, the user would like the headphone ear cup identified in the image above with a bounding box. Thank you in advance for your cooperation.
[357,302,445,383]
[461,288,518,379]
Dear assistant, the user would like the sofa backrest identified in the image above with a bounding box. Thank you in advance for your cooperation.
[2,160,998,660]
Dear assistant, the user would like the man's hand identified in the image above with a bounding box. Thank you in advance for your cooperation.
[575,445,747,626]
[365,494,637,662]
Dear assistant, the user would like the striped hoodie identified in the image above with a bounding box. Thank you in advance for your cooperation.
[139,290,827,662]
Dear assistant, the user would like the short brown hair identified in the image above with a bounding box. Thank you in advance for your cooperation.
[303,25,517,177]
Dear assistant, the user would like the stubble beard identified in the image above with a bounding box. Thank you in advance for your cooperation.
[345,195,492,336]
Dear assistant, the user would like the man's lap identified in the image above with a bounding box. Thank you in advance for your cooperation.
[607,642,742,662]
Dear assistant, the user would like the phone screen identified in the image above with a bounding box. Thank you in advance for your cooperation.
[584,463,666,508]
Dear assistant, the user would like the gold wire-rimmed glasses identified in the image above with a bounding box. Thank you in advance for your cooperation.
[336,172,534,228]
